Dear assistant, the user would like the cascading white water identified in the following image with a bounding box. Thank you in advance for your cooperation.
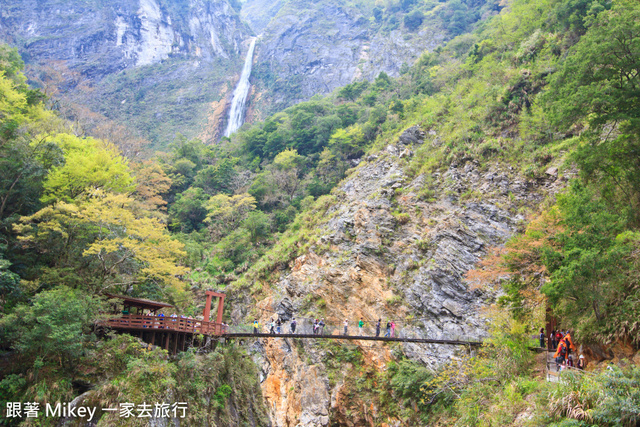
[224,38,257,137]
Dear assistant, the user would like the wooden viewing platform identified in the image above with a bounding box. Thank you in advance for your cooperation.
[222,332,483,346]
[102,290,227,354]
[104,314,227,335]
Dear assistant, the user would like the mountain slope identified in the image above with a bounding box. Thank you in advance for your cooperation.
[1,0,500,148]
[249,0,502,119]
[0,0,251,148]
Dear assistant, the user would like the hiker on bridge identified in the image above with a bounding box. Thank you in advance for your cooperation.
[391,321,396,337]
[253,319,259,334]
[276,318,282,334]
[384,321,391,337]
[269,318,275,334]
[343,319,348,336]
[376,319,381,337]
[319,319,325,335]
[290,317,297,334]
[358,318,364,336]
[313,319,319,335]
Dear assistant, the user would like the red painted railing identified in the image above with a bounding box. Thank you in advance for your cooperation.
[104,315,226,336]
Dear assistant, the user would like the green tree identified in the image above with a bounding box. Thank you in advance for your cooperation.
[404,10,424,30]
[329,125,366,159]
[41,134,134,203]
[15,191,187,292]
[270,149,307,202]
[242,211,272,243]
[194,158,238,195]
[169,187,209,232]
[548,0,640,219]
[548,0,640,132]
[541,183,631,330]
[0,245,21,310]
[338,81,369,101]
[204,193,257,239]
[0,45,26,82]
[0,51,58,221]
[552,0,611,34]
[0,286,103,369]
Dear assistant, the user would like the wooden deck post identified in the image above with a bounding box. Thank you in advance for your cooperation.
[216,295,225,324]
[203,293,213,323]
[203,291,226,333]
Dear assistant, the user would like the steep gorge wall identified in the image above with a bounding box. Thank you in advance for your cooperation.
[0,0,246,71]
[0,0,495,146]
[234,127,565,425]
[249,1,446,118]
[0,0,251,146]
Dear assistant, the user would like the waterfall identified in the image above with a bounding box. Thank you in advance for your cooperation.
[224,38,257,137]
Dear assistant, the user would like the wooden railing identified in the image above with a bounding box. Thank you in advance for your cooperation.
[104,314,226,336]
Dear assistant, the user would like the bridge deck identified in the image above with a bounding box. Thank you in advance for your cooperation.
[223,332,482,346]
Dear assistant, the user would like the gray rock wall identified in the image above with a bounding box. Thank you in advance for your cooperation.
[0,0,247,74]
[251,0,445,117]
[238,125,561,425]
[0,0,250,146]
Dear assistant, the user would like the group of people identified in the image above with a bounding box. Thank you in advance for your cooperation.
[345,318,397,337]
[543,328,587,372]
[252,317,398,337]
[252,318,297,334]
[313,319,326,335]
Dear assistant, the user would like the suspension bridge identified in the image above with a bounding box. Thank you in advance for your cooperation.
[222,332,482,346]
[101,291,484,354]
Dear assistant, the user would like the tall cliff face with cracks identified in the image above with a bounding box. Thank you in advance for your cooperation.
[250,1,446,118]
[234,126,565,426]
[0,0,250,146]
[1,0,497,146]
[0,0,246,73]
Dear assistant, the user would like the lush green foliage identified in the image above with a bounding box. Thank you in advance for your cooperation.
[1,287,103,369]
[547,365,640,426]
[3,0,640,423]
[0,51,194,422]
[0,335,269,426]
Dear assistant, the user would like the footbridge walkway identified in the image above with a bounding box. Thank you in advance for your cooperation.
[103,291,485,353]
[222,332,483,346]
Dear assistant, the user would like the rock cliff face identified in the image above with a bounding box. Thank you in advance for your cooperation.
[1,0,246,74]
[250,0,446,118]
[1,0,494,145]
[241,0,284,34]
[236,126,562,425]
[0,0,250,146]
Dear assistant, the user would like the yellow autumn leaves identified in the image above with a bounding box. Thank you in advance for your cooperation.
[14,133,187,293]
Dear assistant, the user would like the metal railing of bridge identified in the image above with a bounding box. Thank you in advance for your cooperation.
[223,320,483,345]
